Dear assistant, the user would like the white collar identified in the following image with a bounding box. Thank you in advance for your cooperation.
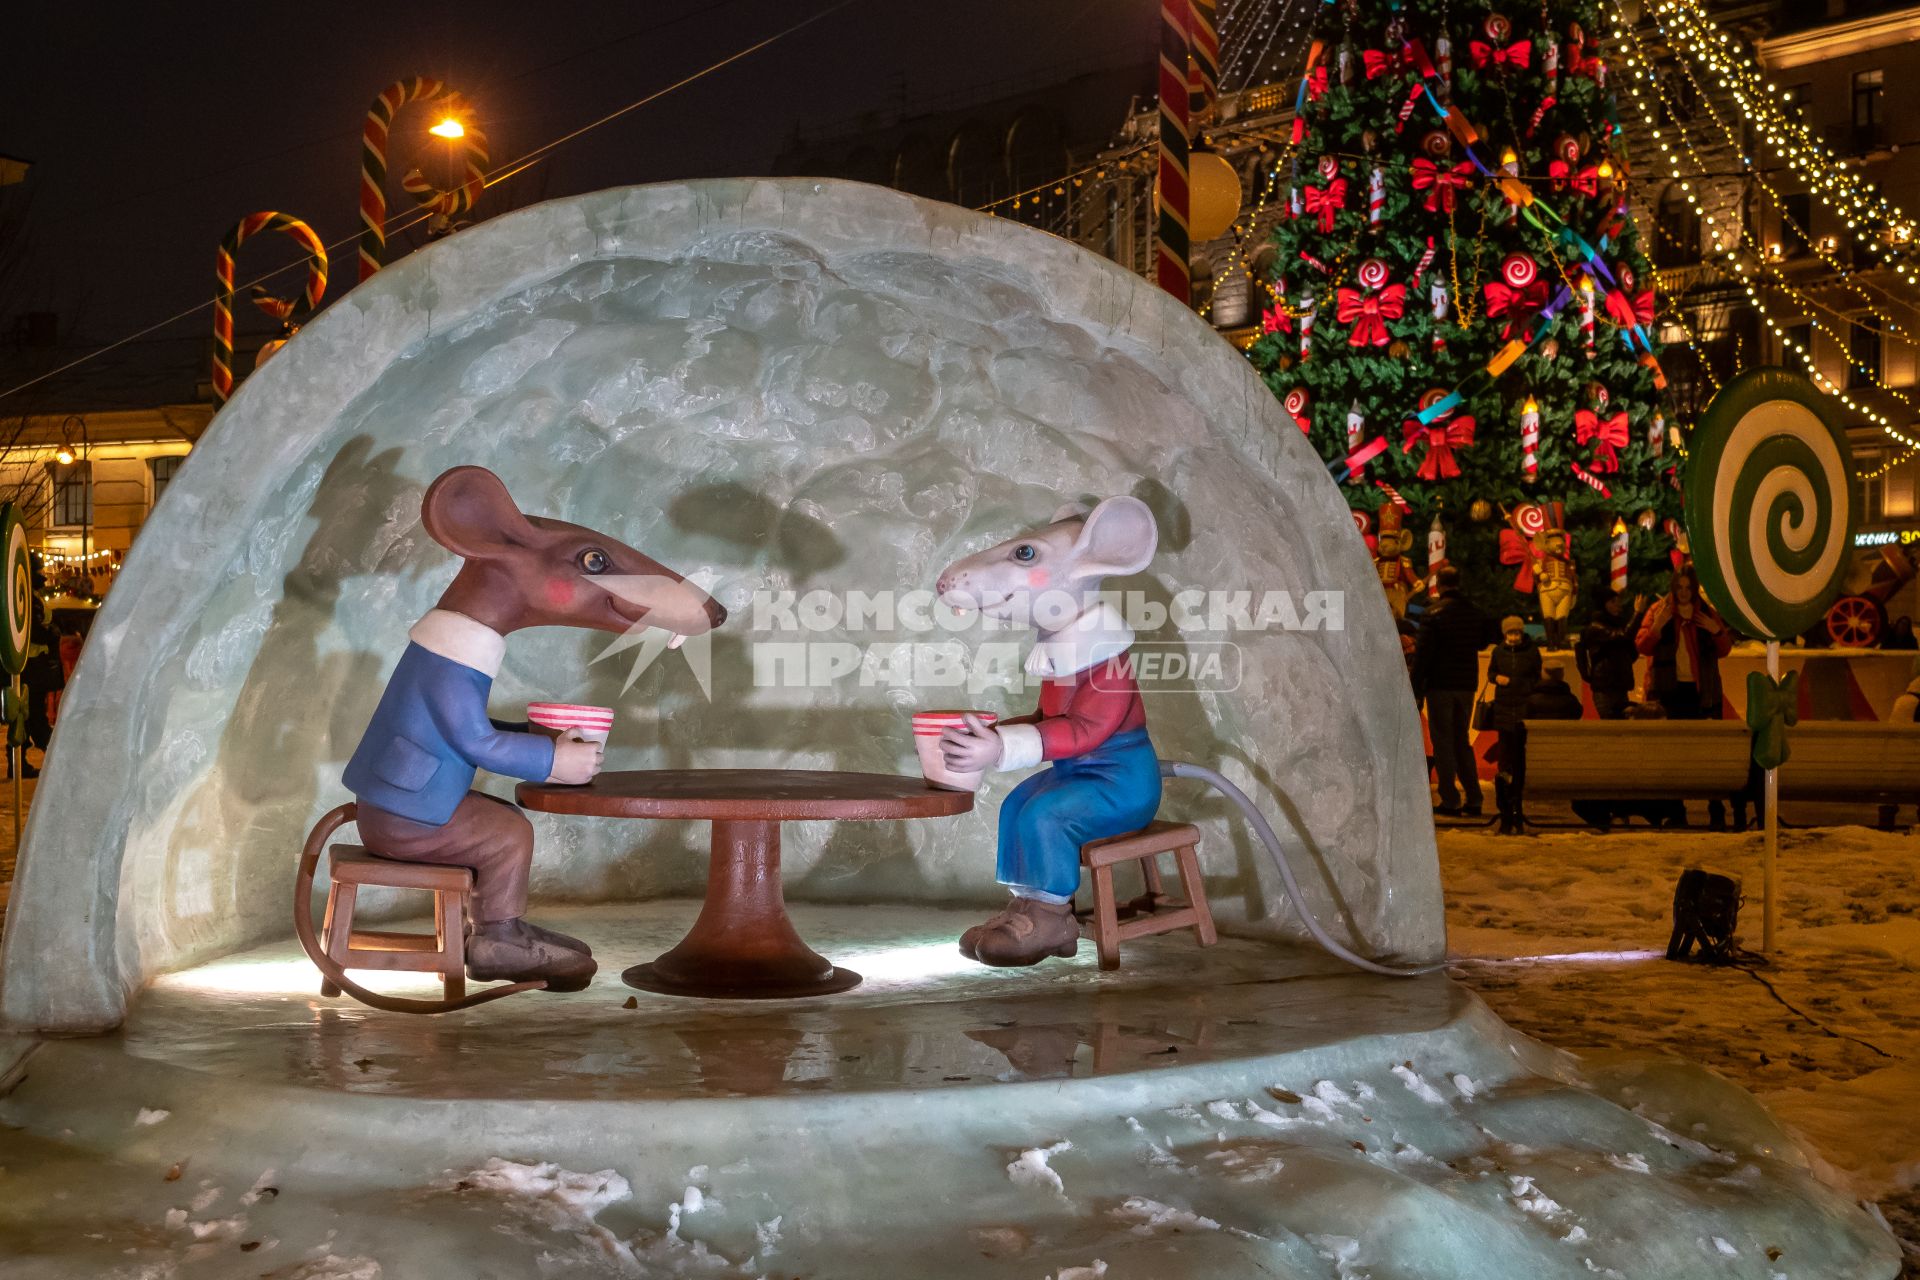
[410,609,507,677]
[1025,601,1135,678]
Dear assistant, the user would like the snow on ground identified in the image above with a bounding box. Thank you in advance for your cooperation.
[1440,819,1920,1268]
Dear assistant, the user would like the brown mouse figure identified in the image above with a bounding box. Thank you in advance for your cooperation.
[336,466,726,994]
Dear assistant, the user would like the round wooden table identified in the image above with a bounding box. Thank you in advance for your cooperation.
[517,770,972,998]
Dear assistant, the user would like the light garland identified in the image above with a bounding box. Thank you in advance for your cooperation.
[34,548,117,566]
[1611,5,1920,463]
[1644,0,1920,285]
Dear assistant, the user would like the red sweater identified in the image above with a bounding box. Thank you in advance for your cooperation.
[1005,655,1148,760]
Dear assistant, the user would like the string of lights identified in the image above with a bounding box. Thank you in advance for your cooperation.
[1611,4,1920,464]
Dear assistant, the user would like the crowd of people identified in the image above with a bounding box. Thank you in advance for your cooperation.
[1409,565,1760,836]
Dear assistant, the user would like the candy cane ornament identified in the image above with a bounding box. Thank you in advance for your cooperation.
[1430,280,1449,352]
[1610,518,1629,591]
[359,76,488,282]
[1369,166,1385,225]
[1648,409,1666,457]
[1570,460,1612,497]
[212,211,328,407]
[1299,291,1316,360]
[1347,400,1365,452]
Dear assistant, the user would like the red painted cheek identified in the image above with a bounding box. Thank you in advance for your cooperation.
[544,576,576,609]
[1027,567,1051,589]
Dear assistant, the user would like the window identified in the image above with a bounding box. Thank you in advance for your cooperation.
[1781,192,1812,256]
[1853,69,1884,151]
[1783,322,1813,364]
[49,462,91,528]
[1655,187,1701,267]
[149,455,183,507]
[1850,315,1882,387]
[1784,82,1812,123]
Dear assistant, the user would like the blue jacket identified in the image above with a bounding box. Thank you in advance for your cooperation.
[344,641,555,826]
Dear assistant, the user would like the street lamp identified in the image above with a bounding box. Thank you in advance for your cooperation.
[56,415,90,585]
[429,118,464,138]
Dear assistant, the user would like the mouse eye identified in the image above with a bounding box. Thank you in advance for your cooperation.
[1012,544,1037,563]
[578,549,611,575]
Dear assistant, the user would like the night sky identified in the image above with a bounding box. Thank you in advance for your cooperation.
[0,0,1157,404]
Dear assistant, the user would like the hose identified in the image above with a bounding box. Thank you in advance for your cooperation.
[1159,760,1447,977]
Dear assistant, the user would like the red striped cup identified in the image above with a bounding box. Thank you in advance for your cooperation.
[911,709,998,792]
[527,702,616,745]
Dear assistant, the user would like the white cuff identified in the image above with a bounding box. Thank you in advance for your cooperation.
[995,724,1045,772]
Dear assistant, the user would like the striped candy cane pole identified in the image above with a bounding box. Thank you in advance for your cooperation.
[1610,518,1629,591]
[1648,409,1666,456]
[360,77,486,282]
[1520,396,1540,481]
[1155,0,1193,302]
[1298,290,1315,360]
[1426,513,1448,591]
[1347,400,1365,451]
[1187,0,1219,125]
[1368,166,1385,224]
[1431,281,1449,353]
[400,92,489,224]
[213,212,329,407]
[1395,83,1423,132]
[1570,460,1612,498]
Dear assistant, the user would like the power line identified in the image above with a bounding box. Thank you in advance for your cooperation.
[0,0,863,408]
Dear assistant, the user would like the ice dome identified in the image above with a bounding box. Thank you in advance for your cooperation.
[1,179,1441,1031]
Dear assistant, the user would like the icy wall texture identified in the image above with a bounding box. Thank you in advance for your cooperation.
[0,180,1442,1031]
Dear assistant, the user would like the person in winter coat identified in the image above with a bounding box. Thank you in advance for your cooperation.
[1413,566,1497,816]
[1637,567,1738,829]
[1577,589,1641,719]
[1526,664,1585,721]
[1488,616,1543,834]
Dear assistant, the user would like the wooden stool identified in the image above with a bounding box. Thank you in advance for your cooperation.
[318,845,471,1002]
[1079,821,1217,971]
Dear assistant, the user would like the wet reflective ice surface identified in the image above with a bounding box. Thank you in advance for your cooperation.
[126,903,1434,1100]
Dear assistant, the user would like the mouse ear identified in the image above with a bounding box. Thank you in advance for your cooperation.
[1050,501,1092,524]
[421,467,538,560]
[1068,496,1158,581]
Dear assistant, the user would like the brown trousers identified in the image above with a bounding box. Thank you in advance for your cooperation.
[356,792,534,924]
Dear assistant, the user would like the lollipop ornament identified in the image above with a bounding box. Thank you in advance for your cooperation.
[1684,367,1856,952]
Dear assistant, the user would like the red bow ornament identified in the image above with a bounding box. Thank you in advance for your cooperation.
[1468,39,1532,71]
[1566,48,1604,81]
[1401,414,1477,480]
[1548,160,1600,197]
[1499,528,1541,592]
[1575,408,1631,472]
[1410,158,1474,215]
[1260,304,1294,335]
[1306,65,1329,100]
[1336,282,1408,348]
[1482,276,1550,339]
[1301,178,1349,232]
[1604,288,1655,329]
[1362,46,1415,80]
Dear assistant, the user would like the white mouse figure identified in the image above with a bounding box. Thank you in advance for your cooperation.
[932,497,1162,967]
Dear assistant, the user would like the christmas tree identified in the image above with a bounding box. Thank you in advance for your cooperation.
[1246,0,1684,643]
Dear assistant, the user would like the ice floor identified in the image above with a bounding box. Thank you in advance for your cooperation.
[0,903,1902,1278]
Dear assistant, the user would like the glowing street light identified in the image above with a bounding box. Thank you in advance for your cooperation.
[429,118,465,139]
[54,445,74,465]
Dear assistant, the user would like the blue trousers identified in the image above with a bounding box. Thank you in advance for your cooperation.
[997,728,1162,903]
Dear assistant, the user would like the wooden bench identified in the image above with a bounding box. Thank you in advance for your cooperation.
[1522,719,1920,806]
[1523,720,1751,801]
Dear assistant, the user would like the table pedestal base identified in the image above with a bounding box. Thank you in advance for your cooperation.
[623,818,863,999]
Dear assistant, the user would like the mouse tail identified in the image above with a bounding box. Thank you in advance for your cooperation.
[295,804,546,1014]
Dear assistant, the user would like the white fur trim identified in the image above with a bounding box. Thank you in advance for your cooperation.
[1024,601,1135,678]
[995,723,1045,771]
[409,609,507,677]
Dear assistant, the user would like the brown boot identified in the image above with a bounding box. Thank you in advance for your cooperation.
[959,901,1021,960]
[973,898,1080,968]
[467,919,597,992]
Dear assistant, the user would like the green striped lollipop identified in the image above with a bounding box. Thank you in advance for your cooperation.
[1684,367,1855,642]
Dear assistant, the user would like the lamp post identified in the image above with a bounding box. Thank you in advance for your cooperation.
[56,415,89,593]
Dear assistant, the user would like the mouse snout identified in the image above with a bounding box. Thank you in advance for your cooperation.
[704,596,728,629]
[935,571,957,597]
